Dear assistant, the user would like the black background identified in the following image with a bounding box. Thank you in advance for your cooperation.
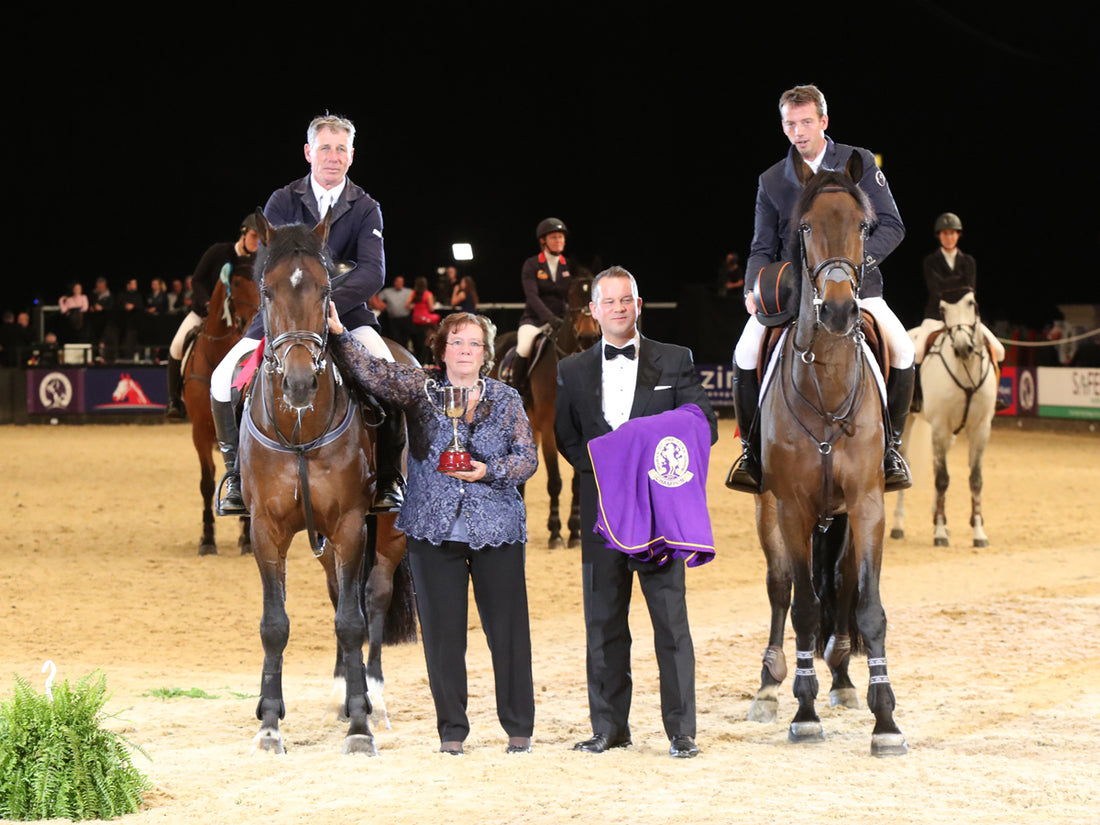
[9,3,1097,334]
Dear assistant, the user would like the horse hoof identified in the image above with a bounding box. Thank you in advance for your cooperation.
[239,542,253,556]
[788,721,825,743]
[934,537,950,547]
[973,538,989,548]
[548,537,564,550]
[889,528,904,540]
[567,537,581,550]
[747,697,778,724]
[342,734,377,756]
[251,728,285,754]
[871,733,908,757]
[829,687,859,709]
[198,542,217,557]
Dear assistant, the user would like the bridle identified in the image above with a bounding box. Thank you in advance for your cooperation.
[259,257,333,380]
[797,189,869,329]
[930,290,993,435]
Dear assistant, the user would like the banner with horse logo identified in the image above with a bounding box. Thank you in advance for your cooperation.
[84,367,167,413]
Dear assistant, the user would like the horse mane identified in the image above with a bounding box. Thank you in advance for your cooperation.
[256,222,333,280]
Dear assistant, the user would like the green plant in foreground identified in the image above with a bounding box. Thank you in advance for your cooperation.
[0,672,151,821]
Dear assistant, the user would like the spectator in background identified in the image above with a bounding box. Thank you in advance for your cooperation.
[88,277,116,362]
[407,276,439,364]
[437,265,459,308]
[166,279,186,313]
[1,309,34,366]
[715,252,744,297]
[376,274,414,351]
[452,276,478,313]
[119,277,144,355]
[146,278,169,315]
[58,282,90,343]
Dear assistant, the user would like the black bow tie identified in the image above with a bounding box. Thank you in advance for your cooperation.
[604,343,635,361]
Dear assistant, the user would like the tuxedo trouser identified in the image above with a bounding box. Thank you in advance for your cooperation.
[406,537,535,743]
[578,472,696,741]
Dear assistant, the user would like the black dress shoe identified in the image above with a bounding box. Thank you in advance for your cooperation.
[669,735,699,758]
[573,733,631,753]
[506,737,532,754]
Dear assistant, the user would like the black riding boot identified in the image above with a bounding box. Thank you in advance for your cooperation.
[726,366,764,494]
[165,356,185,420]
[212,397,248,516]
[372,400,407,513]
[884,365,915,493]
[510,355,530,394]
[910,363,923,414]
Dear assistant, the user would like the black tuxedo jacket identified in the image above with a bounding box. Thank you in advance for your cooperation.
[555,336,718,474]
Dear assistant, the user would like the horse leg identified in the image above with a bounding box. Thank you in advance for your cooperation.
[327,515,375,755]
[198,454,217,556]
[968,425,991,547]
[931,427,952,546]
[749,496,792,724]
[853,557,907,756]
[567,472,581,549]
[363,514,410,730]
[238,516,252,555]
[252,526,292,754]
[820,520,859,710]
[545,449,564,549]
[787,553,825,743]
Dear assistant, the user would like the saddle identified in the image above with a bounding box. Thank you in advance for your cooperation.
[499,332,552,387]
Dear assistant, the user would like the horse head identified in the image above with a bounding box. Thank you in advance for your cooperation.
[255,211,334,411]
[940,289,981,360]
[794,154,873,336]
[567,272,601,351]
[112,374,131,401]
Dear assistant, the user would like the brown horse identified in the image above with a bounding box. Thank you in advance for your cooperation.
[181,270,260,556]
[239,213,417,755]
[495,272,600,548]
[746,156,907,757]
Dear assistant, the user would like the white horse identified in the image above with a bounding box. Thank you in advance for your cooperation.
[891,290,997,547]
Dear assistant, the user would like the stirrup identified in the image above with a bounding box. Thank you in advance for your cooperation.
[371,477,406,513]
[883,452,912,493]
[215,474,248,516]
[725,452,763,494]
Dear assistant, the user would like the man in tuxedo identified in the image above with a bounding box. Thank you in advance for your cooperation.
[554,265,718,759]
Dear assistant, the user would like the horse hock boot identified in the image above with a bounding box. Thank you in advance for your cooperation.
[165,357,185,420]
[372,400,407,513]
[884,365,915,493]
[726,366,764,494]
[212,397,248,516]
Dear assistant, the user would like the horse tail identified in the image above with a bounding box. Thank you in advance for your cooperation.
[812,513,866,657]
[363,525,419,645]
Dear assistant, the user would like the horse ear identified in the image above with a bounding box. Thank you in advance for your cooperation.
[254,209,273,246]
[845,151,864,183]
[795,158,815,186]
[313,210,333,247]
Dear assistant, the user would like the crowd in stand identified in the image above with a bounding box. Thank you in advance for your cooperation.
[0,276,195,367]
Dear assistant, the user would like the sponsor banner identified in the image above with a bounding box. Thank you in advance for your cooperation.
[1037,366,1100,420]
[996,366,1037,417]
[695,363,735,407]
[27,369,85,415]
[84,367,167,413]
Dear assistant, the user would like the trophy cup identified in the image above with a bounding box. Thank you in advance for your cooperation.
[425,378,484,472]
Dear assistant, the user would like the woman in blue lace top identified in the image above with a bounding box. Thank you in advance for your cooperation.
[329,306,538,756]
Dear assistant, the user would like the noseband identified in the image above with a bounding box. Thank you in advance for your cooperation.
[798,185,869,326]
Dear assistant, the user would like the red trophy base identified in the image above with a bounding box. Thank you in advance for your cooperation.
[437,450,473,472]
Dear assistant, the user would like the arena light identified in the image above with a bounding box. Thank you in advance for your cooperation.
[452,243,474,261]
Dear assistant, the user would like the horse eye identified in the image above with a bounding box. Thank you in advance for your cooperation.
[800,223,810,233]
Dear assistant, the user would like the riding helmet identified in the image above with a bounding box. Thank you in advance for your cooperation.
[240,213,261,234]
[536,217,568,240]
[933,212,963,234]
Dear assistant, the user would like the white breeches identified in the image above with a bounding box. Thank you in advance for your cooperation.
[734,297,915,371]
[911,317,1005,363]
[169,312,203,360]
[516,323,546,358]
[210,324,392,403]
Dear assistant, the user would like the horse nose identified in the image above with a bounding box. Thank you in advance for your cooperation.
[282,371,318,409]
[819,295,859,333]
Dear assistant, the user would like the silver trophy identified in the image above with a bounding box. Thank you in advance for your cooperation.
[425,378,484,472]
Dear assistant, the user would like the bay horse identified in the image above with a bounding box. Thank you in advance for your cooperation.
[495,272,600,548]
[746,156,907,756]
[181,269,259,556]
[240,213,417,755]
[891,289,997,547]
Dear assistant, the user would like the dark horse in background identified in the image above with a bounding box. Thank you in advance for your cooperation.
[746,156,907,756]
[182,270,260,556]
[494,272,600,548]
[239,213,417,754]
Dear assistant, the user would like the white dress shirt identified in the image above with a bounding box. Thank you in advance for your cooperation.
[601,335,640,431]
[310,176,347,219]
